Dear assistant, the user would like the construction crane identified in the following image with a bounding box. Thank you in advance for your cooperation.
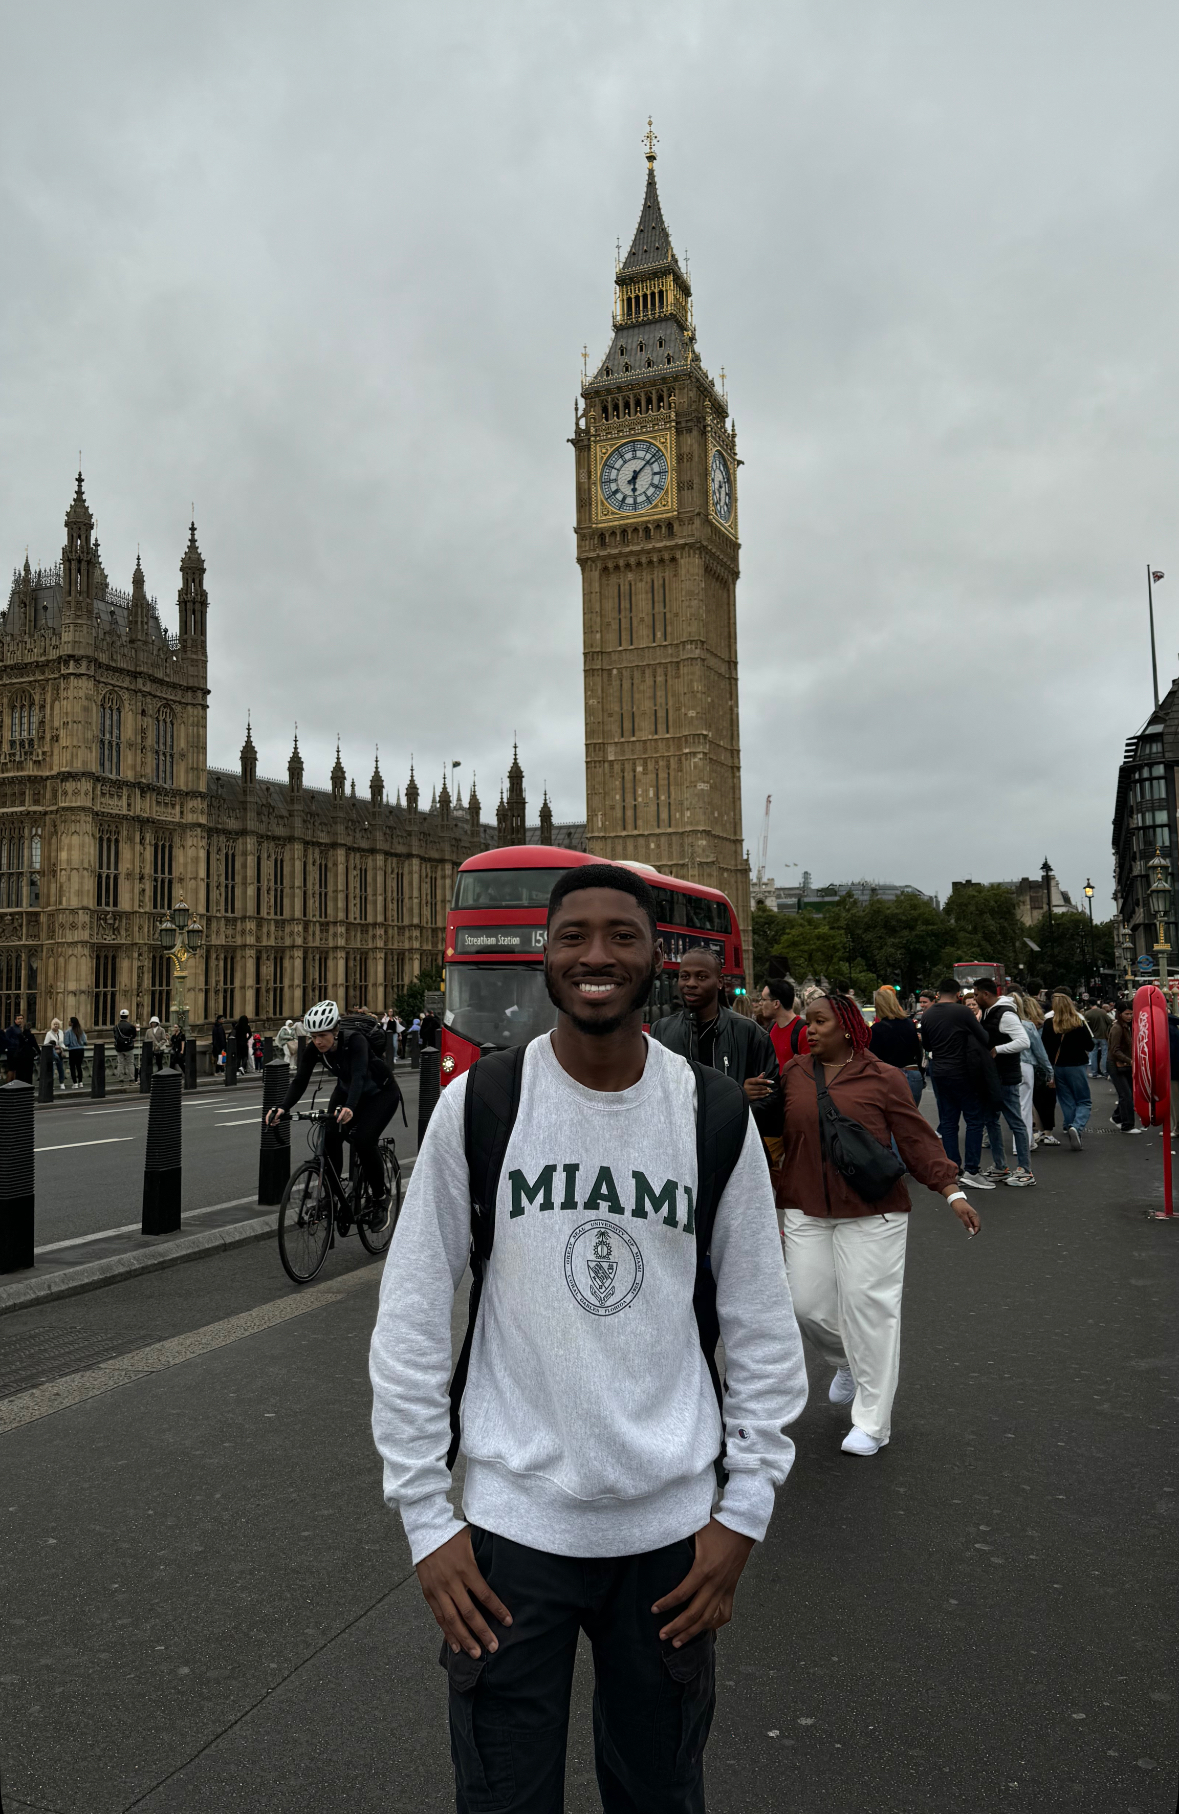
[756,795,772,892]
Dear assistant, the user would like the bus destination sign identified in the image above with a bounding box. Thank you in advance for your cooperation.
[453,925,548,955]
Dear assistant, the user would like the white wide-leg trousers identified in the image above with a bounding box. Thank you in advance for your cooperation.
[781,1207,909,1443]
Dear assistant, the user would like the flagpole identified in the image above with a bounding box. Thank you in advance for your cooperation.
[1148,563,1160,708]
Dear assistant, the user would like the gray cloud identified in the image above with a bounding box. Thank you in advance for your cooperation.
[2,0,1175,908]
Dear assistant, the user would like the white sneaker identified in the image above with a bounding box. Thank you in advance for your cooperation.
[841,1426,886,1457]
[958,1172,996,1190]
[1039,1134,1061,1147]
[1067,1127,1082,1150]
[829,1367,856,1406]
[1007,1168,1036,1187]
[1125,1126,1146,1135]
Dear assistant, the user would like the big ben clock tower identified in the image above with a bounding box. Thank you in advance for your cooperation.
[573,125,751,950]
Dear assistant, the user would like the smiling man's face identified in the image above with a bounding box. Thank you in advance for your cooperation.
[544,887,662,1037]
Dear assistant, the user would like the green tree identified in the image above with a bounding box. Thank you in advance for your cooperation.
[943,882,1023,977]
[394,964,443,1024]
[828,892,952,997]
[751,902,784,987]
[1029,914,1116,996]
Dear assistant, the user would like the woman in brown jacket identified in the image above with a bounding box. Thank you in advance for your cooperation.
[780,995,981,1457]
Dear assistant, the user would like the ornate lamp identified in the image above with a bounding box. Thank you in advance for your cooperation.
[1148,850,1172,926]
[173,898,190,934]
[185,918,203,954]
[158,915,178,954]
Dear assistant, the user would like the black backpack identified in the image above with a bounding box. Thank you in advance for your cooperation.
[338,1011,388,1062]
[446,1041,750,1471]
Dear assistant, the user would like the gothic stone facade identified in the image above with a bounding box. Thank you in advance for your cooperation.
[0,475,488,1034]
[573,146,751,948]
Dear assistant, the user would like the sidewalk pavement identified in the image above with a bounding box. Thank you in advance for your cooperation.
[0,1084,1175,1813]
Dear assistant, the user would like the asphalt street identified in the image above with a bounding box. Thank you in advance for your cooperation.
[1,1069,1176,1814]
[23,1067,422,1252]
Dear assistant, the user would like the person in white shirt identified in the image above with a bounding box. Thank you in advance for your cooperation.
[369,863,807,1813]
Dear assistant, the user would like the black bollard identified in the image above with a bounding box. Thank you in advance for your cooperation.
[417,1047,440,1153]
[37,1044,54,1103]
[409,1029,421,1071]
[141,1068,182,1236]
[258,1058,291,1205]
[262,1034,274,1064]
[90,1042,106,1098]
[0,1080,35,1273]
[224,1034,238,1087]
[139,1039,153,1094]
[183,1037,198,1092]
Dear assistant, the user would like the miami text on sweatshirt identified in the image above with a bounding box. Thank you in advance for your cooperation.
[370,1034,809,1564]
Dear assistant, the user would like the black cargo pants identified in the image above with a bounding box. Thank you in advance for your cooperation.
[443,1527,715,1814]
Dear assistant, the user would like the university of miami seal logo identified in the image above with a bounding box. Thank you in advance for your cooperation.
[564,1219,644,1317]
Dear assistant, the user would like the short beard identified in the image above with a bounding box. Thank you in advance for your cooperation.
[545,958,657,1038]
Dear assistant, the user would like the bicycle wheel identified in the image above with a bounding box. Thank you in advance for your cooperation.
[278,1161,334,1285]
[357,1146,402,1256]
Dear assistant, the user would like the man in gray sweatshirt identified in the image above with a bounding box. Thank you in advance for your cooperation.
[370,864,807,1813]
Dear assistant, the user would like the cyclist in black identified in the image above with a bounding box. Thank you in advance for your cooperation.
[267,1000,399,1225]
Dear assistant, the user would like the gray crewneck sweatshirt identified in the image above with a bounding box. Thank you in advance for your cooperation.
[370,1034,808,1565]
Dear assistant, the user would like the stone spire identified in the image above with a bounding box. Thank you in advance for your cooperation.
[505,743,526,845]
[405,759,419,814]
[467,771,481,826]
[130,551,150,641]
[61,470,96,619]
[370,746,384,806]
[438,766,451,822]
[17,555,33,636]
[330,738,346,801]
[496,783,508,846]
[288,727,304,797]
[178,517,208,647]
[240,718,257,788]
[539,786,553,845]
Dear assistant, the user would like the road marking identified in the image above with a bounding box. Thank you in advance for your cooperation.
[35,1136,136,1155]
[34,1195,258,1254]
[0,1262,383,1434]
[215,1117,261,1127]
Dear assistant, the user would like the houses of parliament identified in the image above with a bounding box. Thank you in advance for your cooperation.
[0,137,748,1035]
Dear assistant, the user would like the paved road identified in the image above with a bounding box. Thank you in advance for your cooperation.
[1,1077,1175,1813]
[25,1067,423,1251]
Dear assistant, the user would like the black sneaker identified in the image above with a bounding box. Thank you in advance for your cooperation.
[367,1193,391,1232]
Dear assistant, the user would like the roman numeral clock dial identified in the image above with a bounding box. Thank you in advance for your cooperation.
[599,439,669,514]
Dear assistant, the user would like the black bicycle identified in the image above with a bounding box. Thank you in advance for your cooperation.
[277,1103,402,1285]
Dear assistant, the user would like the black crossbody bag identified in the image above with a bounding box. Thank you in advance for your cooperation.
[814,1064,906,1204]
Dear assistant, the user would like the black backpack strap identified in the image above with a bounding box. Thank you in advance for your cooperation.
[446,1042,528,1469]
[687,1060,750,1482]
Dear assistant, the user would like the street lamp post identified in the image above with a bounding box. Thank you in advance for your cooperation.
[1083,879,1095,991]
[1147,849,1172,988]
[157,899,204,1038]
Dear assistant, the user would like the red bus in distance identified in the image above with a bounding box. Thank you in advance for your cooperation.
[439,844,744,1084]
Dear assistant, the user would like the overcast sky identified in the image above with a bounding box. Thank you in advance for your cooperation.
[3,1,1176,911]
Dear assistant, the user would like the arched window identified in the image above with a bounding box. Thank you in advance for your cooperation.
[8,694,36,752]
[626,296,633,318]
[656,390,664,408]
[99,694,122,776]
[155,708,174,786]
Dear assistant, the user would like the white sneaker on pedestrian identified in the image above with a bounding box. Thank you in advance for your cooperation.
[1125,1126,1146,1135]
[958,1172,996,1190]
[1039,1134,1061,1147]
[841,1427,886,1457]
[829,1367,856,1406]
[1007,1168,1036,1187]
[1067,1126,1082,1150]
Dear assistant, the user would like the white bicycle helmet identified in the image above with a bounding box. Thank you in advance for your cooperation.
[303,1000,340,1035]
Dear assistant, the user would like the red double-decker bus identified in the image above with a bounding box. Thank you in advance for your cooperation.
[439,845,745,1083]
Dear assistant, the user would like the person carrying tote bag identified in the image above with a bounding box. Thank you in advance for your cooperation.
[779,993,981,1458]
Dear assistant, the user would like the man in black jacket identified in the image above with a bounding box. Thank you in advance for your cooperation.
[920,980,995,1188]
[650,947,783,1139]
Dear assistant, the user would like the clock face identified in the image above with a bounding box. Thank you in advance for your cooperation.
[710,450,733,524]
[600,439,669,514]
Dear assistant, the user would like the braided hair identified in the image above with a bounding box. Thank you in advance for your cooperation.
[821,992,872,1053]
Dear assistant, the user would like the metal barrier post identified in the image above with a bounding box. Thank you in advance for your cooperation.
[90,1042,106,1098]
[139,1039,153,1095]
[409,1029,421,1071]
[417,1047,440,1152]
[183,1037,198,1092]
[224,1034,238,1087]
[37,1044,54,1103]
[141,1068,182,1236]
[258,1059,291,1205]
[0,1080,35,1273]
